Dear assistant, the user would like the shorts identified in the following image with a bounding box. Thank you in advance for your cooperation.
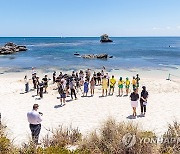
[126,85,130,89]
[118,85,123,89]
[60,93,66,98]
[131,101,138,108]
[110,85,114,89]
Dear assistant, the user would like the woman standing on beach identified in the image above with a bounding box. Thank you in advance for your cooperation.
[118,77,124,96]
[130,88,139,117]
[24,75,29,93]
[140,86,148,115]
[102,76,108,96]
[90,77,95,96]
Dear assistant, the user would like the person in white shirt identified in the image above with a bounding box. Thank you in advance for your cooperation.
[27,104,42,144]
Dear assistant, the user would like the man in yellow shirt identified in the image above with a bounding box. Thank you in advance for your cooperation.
[109,75,116,95]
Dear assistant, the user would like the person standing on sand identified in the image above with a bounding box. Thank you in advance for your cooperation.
[53,71,56,84]
[125,77,130,96]
[83,80,89,96]
[97,72,101,86]
[36,77,40,96]
[24,75,29,93]
[109,75,116,95]
[58,81,66,105]
[69,78,77,100]
[130,88,139,117]
[27,104,42,145]
[39,81,44,99]
[102,76,108,96]
[118,77,124,96]
[136,74,140,91]
[106,73,110,87]
[140,86,149,115]
[42,75,48,93]
[90,77,95,96]
[32,73,37,89]
[132,76,137,91]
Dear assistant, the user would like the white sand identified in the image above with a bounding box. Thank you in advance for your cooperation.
[0,68,180,146]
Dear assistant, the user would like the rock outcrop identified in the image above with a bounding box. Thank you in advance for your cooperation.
[0,42,27,55]
[81,54,108,59]
[100,34,113,43]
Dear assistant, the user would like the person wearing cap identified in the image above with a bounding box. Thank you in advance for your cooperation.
[109,75,116,95]
[140,86,149,115]
[125,77,130,96]
[130,88,139,117]
[27,104,42,144]
[118,77,124,96]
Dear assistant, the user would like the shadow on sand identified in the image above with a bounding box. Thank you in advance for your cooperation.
[54,104,65,108]
[126,115,136,119]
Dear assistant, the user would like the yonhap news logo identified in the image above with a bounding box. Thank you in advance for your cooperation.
[122,133,180,148]
[122,133,136,148]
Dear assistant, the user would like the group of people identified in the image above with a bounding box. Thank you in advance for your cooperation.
[26,68,149,145]
[24,67,50,98]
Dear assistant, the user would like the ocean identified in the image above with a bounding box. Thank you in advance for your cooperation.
[0,37,180,71]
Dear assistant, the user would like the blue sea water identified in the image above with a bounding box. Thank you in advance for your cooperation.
[0,37,180,70]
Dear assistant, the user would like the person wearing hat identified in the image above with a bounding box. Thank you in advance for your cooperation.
[118,77,124,96]
[27,104,43,144]
[125,77,130,96]
[140,86,149,115]
[130,88,139,117]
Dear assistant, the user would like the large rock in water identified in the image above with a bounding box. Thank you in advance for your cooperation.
[100,34,113,43]
[0,42,27,55]
[81,54,108,59]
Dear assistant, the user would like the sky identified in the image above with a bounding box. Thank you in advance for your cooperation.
[0,0,180,37]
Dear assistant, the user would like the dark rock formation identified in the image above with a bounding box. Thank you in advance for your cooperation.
[0,42,27,55]
[81,54,108,59]
[100,34,113,43]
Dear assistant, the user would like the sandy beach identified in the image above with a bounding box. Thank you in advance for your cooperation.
[0,67,180,146]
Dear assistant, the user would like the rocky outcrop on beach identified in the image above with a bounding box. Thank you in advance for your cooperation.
[100,34,113,43]
[81,54,108,59]
[0,42,27,55]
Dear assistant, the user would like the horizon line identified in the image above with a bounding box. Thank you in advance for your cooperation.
[0,36,180,38]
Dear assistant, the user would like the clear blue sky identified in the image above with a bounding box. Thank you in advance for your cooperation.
[0,0,180,37]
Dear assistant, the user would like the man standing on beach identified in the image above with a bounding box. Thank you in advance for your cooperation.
[109,75,116,95]
[27,104,42,145]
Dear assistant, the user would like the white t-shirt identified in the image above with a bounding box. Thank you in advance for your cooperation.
[27,110,42,125]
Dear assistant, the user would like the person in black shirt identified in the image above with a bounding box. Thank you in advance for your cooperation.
[140,86,149,115]
[39,81,44,98]
[42,75,48,93]
[32,73,37,89]
[136,74,140,91]
[130,88,139,117]
[53,71,56,84]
